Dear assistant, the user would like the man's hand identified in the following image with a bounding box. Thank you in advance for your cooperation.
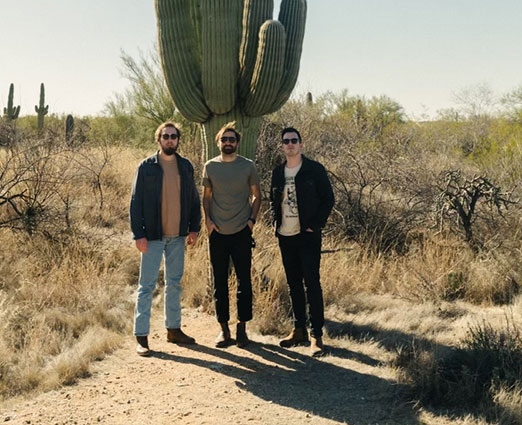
[187,232,198,246]
[305,228,314,232]
[248,220,255,231]
[206,220,219,235]
[135,237,147,253]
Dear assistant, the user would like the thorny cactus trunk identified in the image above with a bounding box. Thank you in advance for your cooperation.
[65,114,74,145]
[3,83,20,122]
[155,0,307,161]
[35,83,49,133]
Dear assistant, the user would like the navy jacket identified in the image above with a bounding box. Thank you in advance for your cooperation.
[270,155,335,233]
[130,152,201,241]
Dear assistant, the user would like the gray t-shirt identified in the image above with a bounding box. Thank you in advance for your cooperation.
[202,155,260,235]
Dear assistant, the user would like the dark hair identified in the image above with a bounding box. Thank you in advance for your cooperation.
[155,122,181,142]
[281,127,301,142]
[216,121,241,144]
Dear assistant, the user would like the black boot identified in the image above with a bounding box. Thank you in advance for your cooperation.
[215,322,234,348]
[236,322,250,348]
[136,336,150,357]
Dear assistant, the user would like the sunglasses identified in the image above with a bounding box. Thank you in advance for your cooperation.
[220,136,237,143]
[161,133,179,140]
[282,138,299,144]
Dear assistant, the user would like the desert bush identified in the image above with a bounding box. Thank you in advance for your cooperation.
[396,315,522,422]
[435,170,516,248]
[0,130,139,400]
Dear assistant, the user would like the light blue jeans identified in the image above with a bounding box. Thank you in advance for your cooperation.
[134,236,186,336]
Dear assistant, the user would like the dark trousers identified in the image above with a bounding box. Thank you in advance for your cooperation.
[278,231,324,337]
[209,227,253,323]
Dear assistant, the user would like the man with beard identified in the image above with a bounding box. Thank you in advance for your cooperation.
[270,127,334,357]
[130,122,201,356]
[202,122,261,348]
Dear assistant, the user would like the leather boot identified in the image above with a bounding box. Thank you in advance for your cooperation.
[310,336,324,357]
[167,328,196,345]
[136,336,150,357]
[236,322,250,348]
[215,322,234,348]
[279,328,309,348]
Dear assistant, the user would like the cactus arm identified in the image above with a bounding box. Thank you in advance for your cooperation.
[200,0,241,115]
[244,20,286,117]
[266,0,307,113]
[190,0,203,58]
[155,0,210,123]
[238,0,274,99]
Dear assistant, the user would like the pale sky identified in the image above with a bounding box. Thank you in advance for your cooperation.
[2,0,522,119]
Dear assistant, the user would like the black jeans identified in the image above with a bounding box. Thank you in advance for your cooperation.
[209,226,253,323]
[277,231,324,337]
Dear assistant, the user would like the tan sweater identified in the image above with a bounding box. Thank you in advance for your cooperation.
[159,154,181,237]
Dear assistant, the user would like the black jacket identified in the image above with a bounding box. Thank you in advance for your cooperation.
[270,155,334,233]
[130,152,201,241]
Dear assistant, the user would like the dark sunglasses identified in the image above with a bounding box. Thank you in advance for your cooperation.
[220,136,237,143]
[161,133,179,140]
[282,138,299,144]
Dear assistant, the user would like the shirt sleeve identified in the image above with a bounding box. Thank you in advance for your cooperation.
[201,162,212,187]
[249,162,260,186]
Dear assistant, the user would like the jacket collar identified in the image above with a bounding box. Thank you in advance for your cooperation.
[281,154,309,170]
[151,150,181,165]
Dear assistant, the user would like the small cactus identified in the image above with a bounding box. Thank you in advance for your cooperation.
[65,114,74,145]
[3,83,20,121]
[35,83,49,133]
[306,91,313,106]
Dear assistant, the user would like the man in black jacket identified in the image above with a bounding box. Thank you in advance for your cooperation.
[130,122,201,356]
[270,127,334,356]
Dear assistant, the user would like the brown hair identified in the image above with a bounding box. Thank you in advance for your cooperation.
[215,121,241,144]
[154,122,181,142]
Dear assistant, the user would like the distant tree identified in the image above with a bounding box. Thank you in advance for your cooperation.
[329,90,404,137]
[452,82,497,119]
[500,83,522,121]
[105,47,177,123]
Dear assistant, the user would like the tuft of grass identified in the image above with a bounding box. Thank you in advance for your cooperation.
[395,315,522,421]
[492,384,522,425]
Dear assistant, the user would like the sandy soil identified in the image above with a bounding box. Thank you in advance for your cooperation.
[0,309,426,425]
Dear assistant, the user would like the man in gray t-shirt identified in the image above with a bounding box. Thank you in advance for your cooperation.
[202,122,260,348]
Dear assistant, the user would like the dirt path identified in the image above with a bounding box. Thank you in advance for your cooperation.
[0,309,425,425]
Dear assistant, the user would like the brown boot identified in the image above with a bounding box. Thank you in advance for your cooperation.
[136,336,150,357]
[310,336,324,357]
[215,322,234,348]
[236,322,250,348]
[167,328,196,345]
[279,328,309,348]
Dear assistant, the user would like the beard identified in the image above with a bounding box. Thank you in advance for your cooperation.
[220,144,237,154]
[162,146,176,156]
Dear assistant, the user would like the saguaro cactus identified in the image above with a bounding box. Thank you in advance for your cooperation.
[35,83,49,133]
[3,83,21,121]
[65,114,74,145]
[155,0,307,159]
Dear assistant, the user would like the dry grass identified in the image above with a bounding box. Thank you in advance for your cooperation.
[0,141,140,401]
[492,385,522,425]
[1,139,521,424]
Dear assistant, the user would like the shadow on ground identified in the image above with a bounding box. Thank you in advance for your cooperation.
[325,319,503,425]
[151,340,420,425]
